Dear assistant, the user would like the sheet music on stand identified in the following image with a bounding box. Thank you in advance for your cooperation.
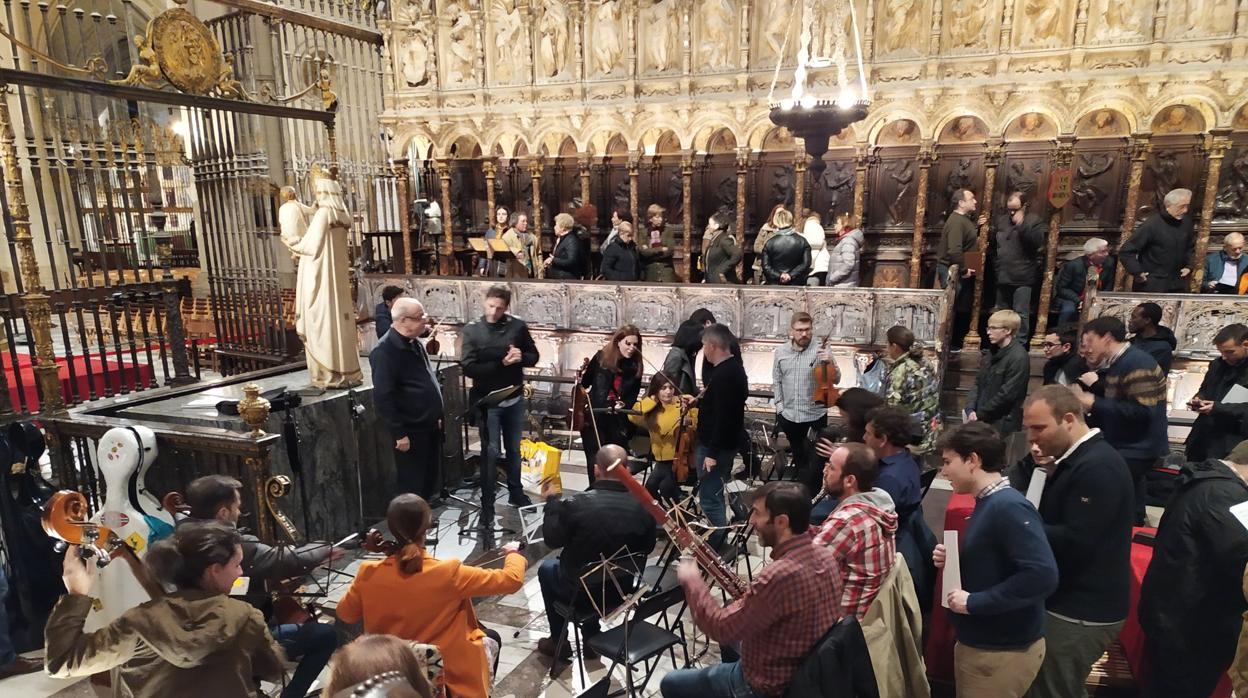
[518,502,546,545]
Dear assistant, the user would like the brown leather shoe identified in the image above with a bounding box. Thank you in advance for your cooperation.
[0,656,41,679]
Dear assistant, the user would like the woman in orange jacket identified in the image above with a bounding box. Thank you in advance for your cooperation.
[337,494,526,697]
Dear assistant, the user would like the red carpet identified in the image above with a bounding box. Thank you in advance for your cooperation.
[3,351,154,412]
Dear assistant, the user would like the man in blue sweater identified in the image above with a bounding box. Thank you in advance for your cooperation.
[1073,315,1168,525]
[933,422,1058,698]
[1021,385,1135,698]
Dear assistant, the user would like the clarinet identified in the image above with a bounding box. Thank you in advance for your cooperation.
[605,461,749,599]
[811,487,829,509]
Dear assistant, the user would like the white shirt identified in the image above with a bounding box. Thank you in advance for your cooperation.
[1055,427,1102,467]
[1221,257,1241,286]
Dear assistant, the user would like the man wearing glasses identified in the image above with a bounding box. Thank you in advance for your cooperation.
[966,310,1031,458]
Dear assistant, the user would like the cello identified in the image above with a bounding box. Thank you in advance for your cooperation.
[569,357,591,432]
[41,490,166,601]
[811,329,842,406]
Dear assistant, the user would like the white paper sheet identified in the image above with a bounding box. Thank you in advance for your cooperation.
[1025,469,1048,509]
[1223,384,1248,405]
[1230,501,1248,534]
[941,530,961,609]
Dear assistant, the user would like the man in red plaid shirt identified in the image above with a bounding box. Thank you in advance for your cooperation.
[813,442,899,619]
[660,481,843,698]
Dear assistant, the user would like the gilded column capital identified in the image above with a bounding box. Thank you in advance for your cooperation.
[391,157,411,178]
[482,160,497,178]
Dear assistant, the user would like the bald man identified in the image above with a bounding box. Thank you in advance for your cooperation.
[1204,232,1248,294]
[369,297,445,500]
[536,444,658,660]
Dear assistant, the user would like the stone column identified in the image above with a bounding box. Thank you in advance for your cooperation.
[578,155,591,207]
[393,158,414,274]
[962,142,1003,351]
[682,153,694,280]
[1114,135,1152,290]
[436,159,453,274]
[1191,130,1232,292]
[483,160,498,234]
[528,157,544,249]
[736,147,749,281]
[628,153,640,225]
[793,150,808,213]
[910,143,935,287]
[1031,138,1074,349]
[853,143,871,225]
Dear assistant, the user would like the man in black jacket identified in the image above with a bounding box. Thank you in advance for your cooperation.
[1186,323,1248,462]
[1041,323,1085,386]
[370,297,445,499]
[967,310,1030,437]
[1120,187,1195,292]
[460,286,539,523]
[1139,441,1248,698]
[760,208,812,285]
[1021,386,1134,698]
[184,475,343,698]
[373,285,405,339]
[544,212,586,279]
[536,444,657,660]
[993,191,1046,340]
[1128,301,1177,373]
[696,323,749,550]
[1055,238,1114,325]
[599,220,641,281]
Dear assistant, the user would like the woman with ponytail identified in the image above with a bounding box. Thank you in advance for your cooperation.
[628,373,698,503]
[882,325,943,454]
[336,494,526,698]
[45,522,286,697]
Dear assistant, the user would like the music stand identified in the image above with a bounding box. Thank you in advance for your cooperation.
[458,385,524,535]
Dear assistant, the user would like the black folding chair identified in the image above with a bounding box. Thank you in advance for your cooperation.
[548,552,650,684]
[585,584,689,696]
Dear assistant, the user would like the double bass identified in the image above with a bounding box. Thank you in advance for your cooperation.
[569,357,591,432]
[811,330,842,406]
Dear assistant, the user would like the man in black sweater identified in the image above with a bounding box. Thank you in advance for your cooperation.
[460,286,539,524]
[1128,301,1177,373]
[696,323,749,550]
[1186,323,1248,462]
[370,297,445,500]
[1139,440,1248,698]
[1119,187,1195,292]
[993,191,1046,340]
[1020,386,1134,698]
[536,444,657,660]
[936,188,983,289]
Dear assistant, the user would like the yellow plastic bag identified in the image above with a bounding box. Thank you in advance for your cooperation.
[520,439,563,494]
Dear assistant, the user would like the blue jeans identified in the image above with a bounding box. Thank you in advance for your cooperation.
[696,443,734,550]
[480,398,528,514]
[271,621,338,698]
[0,568,14,665]
[660,661,764,698]
[1057,299,1078,326]
[936,262,951,289]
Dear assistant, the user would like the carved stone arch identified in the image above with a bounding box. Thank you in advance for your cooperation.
[586,124,631,155]
[448,134,483,159]
[759,125,796,152]
[489,130,530,159]
[605,133,630,155]
[1233,103,1248,130]
[1074,108,1132,138]
[400,132,435,161]
[640,127,682,155]
[435,127,482,157]
[865,110,930,144]
[1072,96,1143,134]
[1149,101,1210,134]
[934,113,991,144]
[999,100,1069,137]
[558,135,579,157]
[1004,111,1061,141]
[706,128,738,154]
[744,118,786,151]
[1148,94,1218,132]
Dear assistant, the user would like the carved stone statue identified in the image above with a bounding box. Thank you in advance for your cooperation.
[1072,153,1114,220]
[1006,160,1042,202]
[880,120,918,145]
[280,176,363,389]
[945,158,973,207]
[446,2,477,84]
[879,0,920,54]
[539,0,570,78]
[492,0,528,84]
[773,166,795,206]
[646,0,679,72]
[1148,151,1181,212]
[762,0,790,60]
[948,0,989,49]
[947,116,986,142]
[1154,105,1194,133]
[401,23,431,87]
[1019,0,1061,47]
[823,162,854,218]
[700,0,733,67]
[593,0,623,75]
[1094,0,1139,40]
[1215,150,1248,219]
[886,160,915,225]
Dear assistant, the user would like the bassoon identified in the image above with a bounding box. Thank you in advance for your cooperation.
[604,460,748,599]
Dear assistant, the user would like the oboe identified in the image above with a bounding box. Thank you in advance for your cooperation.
[605,460,749,599]
[811,487,830,508]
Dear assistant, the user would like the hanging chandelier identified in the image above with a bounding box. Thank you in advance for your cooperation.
[768,0,871,180]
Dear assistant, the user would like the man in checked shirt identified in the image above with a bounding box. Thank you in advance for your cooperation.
[659,481,844,698]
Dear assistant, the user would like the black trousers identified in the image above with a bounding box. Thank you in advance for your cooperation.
[1123,456,1157,526]
[1145,634,1235,698]
[393,427,441,501]
[580,414,628,486]
[775,413,827,495]
[645,460,681,504]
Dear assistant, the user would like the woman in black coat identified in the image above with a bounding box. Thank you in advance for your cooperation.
[578,325,644,484]
[599,221,641,281]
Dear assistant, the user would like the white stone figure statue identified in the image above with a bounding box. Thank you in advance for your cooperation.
[281,174,364,389]
[446,2,477,83]
[1095,0,1137,40]
[492,0,527,83]
[592,0,623,75]
[646,0,678,72]
[762,0,789,59]
[1020,0,1061,47]
[700,0,732,67]
[948,0,988,48]
[401,22,431,87]
[539,0,570,77]
[879,0,919,54]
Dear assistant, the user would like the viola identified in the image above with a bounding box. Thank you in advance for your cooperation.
[41,490,166,601]
[811,331,842,407]
[569,356,591,432]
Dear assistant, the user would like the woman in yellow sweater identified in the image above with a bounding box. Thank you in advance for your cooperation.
[630,373,698,504]
[336,494,526,698]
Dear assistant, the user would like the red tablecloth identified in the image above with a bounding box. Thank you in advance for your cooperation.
[925,496,1234,696]
[2,351,153,411]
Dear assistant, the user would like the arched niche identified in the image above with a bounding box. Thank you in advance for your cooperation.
[1075,109,1131,138]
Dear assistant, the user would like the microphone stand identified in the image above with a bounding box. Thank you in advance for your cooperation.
[346,387,366,529]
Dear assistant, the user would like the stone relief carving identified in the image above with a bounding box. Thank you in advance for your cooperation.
[743,293,804,340]
[1072,153,1115,221]
[592,0,624,75]
[1214,150,1248,220]
[943,116,987,142]
[1005,160,1043,203]
[823,161,855,219]
[1018,0,1062,47]
[401,22,431,87]
[1092,0,1143,41]
[491,0,529,84]
[568,285,620,330]
[1148,150,1181,213]
[874,299,938,344]
[1179,0,1234,37]
[681,291,741,332]
[1152,105,1200,134]
[625,290,681,334]
[760,0,791,61]
[417,281,467,323]
[1076,109,1129,137]
[514,284,567,326]
[1007,113,1056,140]
[700,0,733,67]
[946,0,990,50]
[645,0,680,72]
[538,0,570,78]
[445,2,477,84]
[878,0,922,56]
[885,160,915,225]
[807,291,873,342]
[1173,301,1248,353]
[878,119,919,145]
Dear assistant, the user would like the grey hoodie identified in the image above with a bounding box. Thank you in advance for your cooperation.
[834,487,900,538]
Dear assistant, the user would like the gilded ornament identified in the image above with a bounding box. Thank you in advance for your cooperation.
[237,383,272,436]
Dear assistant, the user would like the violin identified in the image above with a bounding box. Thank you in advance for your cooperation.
[569,357,591,432]
[671,386,706,484]
[41,490,166,601]
[422,319,442,355]
[811,331,842,407]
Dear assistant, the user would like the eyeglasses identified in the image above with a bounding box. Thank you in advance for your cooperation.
[987,325,1008,331]
[1040,342,1060,349]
